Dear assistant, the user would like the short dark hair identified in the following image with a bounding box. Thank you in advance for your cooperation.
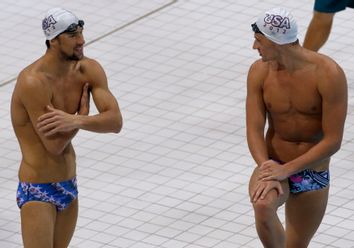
[45,40,50,49]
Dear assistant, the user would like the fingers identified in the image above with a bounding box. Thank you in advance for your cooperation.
[37,108,64,135]
[84,82,89,91]
[37,119,56,133]
[259,168,275,181]
[251,180,285,203]
[259,187,269,200]
[41,127,59,137]
[37,105,77,135]
[276,183,284,195]
[258,161,282,181]
[258,182,274,200]
[261,176,273,182]
[251,182,265,202]
[260,159,273,168]
[37,116,60,136]
[78,83,90,115]
[259,162,271,174]
[37,110,56,122]
[84,83,90,95]
[37,114,56,127]
[251,183,260,202]
[46,105,55,111]
[81,86,90,104]
[258,168,273,181]
[37,110,62,128]
[82,83,89,98]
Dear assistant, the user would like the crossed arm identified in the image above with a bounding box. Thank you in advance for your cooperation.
[19,60,122,156]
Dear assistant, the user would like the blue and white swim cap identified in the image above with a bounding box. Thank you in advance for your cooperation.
[42,8,83,40]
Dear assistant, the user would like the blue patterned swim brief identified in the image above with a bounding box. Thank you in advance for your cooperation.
[16,177,78,211]
[288,169,329,194]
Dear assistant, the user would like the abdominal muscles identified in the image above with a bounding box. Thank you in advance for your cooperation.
[266,113,323,162]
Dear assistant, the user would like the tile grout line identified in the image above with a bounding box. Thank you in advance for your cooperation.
[0,0,178,88]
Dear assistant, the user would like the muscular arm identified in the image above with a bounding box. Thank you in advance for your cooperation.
[284,62,347,175]
[246,61,269,166]
[75,59,123,133]
[38,59,123,135]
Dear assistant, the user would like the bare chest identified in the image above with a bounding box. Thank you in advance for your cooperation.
[50,75,86,114]
[263,72,321,115]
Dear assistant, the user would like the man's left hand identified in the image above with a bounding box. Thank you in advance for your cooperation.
[258,159,289,181]
[37,106,78,136]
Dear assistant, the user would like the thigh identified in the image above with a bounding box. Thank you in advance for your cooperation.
[285,187,329,247]
[53,198,79,248]
[21,201,57,248]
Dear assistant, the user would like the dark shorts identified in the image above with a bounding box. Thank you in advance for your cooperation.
[16,177,78,211]
[314,0,354,13]
[288,169,329,194]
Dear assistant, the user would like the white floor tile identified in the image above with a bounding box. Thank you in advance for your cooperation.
[2,0,354,248]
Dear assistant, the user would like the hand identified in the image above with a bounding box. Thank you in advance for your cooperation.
[37,105,78,136]
[78,83,90,115]
[258,160,288,181]
[251,180,284,203]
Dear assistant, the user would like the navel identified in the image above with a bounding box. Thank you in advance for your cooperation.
[311,106,318,112]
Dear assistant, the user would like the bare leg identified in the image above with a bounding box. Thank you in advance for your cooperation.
[303,11,335,52]
[249,167,289,248]
[53,198,79,248]
[21,201,56,248]
[285,187,329,248]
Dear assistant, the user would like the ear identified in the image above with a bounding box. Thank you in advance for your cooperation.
[50,37,60,47]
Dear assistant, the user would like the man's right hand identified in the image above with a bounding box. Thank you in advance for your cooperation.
[251,180,284,203]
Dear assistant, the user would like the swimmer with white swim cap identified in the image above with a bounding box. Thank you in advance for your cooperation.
[247,7,347,247]
[11,7,122,247]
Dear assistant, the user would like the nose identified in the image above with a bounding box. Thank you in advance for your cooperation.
[252,40,259,50]
[77,33,85,46]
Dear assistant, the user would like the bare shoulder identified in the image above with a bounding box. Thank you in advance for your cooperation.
[309,52,347,98]
[79,57,108,88]
[12,63,53,114]
[313,53,345,82]
[79,56,104,72]
[247,59,270,86]
[249,59,269,74]
[16,66,46,92]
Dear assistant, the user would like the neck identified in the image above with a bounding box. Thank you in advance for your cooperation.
[42,49,75,75]
[272,44,306,72]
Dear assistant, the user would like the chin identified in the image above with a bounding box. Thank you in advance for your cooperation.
[68,53,83,61]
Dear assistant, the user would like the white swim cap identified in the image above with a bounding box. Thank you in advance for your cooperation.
[42,7,84,40]
[255,7,298,45]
